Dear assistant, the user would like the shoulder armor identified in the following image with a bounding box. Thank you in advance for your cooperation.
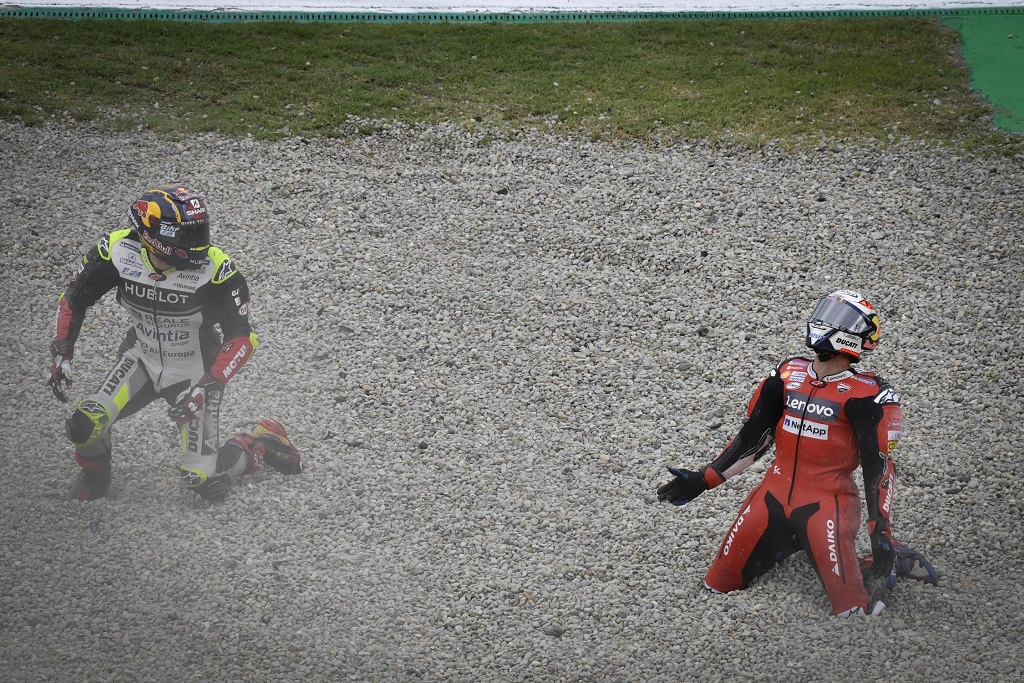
[99,229,134,260]
[208,247,238,284]
[99,229,131,260]
[872,375,901,405]
[103,229,141,261]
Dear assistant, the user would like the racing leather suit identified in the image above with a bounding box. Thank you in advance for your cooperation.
[698,357,902,615]
[52,228,258,497]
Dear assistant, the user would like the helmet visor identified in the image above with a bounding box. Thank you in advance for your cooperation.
[808,296,874,335]
[171,220,211,250]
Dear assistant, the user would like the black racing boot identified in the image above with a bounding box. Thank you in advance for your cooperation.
[66,452,112,501]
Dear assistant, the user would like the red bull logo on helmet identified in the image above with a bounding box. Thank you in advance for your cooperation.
[141,232,172,256]
[135,199,162,228]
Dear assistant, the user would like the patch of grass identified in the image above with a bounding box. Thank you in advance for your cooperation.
[0,16,1019,153]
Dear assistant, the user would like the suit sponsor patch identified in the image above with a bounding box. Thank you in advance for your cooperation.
[782,415,829,440]
[875,387,901,405]
[784,392,841,422]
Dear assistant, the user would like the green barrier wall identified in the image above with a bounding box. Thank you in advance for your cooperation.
[0,5,1022,23]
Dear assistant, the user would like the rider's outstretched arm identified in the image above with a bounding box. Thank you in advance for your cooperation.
[657,363,786,506]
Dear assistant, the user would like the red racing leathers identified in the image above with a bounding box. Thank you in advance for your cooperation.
[698,357,903,614]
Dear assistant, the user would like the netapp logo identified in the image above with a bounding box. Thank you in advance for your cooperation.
[782,415,829,440]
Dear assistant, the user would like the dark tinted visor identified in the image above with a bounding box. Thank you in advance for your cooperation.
[175,220,211,250]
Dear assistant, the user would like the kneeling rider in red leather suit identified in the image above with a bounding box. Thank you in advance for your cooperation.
[657,290,935,616]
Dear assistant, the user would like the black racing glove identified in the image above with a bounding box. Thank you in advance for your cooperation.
[869,529,897,590]
[656,467,709,506]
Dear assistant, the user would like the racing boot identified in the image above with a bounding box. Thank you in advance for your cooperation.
[220,433,261,476]
[250,419,302,475]
[66,451,112,501]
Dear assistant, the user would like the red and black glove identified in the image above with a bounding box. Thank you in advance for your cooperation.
[168,373,223,426]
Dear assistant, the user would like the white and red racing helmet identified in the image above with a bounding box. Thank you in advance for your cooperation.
[806,289,880,361]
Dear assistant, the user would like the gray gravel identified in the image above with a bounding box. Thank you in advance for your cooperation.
[1,119,1022,682]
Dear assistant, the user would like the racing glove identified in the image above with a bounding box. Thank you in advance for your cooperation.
[893,542,939,585]
[48,340,74,403]
[868,526,898,590]
[656,467,709,506]
[168,373,223,427]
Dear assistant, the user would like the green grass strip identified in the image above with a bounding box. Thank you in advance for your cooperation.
[1,13,1021,154]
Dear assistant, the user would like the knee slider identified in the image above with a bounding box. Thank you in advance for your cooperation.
[66,399,111,448]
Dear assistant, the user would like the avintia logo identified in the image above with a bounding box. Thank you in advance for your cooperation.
[135,322,190,343]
